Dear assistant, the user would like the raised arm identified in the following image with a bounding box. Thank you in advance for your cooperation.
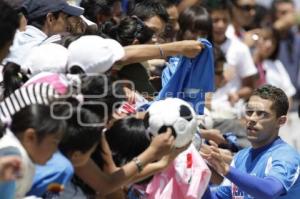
[118,40,204,66]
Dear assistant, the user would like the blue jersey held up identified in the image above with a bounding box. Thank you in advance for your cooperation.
[158,39,214,115]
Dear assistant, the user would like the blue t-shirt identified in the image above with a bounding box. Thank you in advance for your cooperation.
[216,138,300,199]
[0,146,21,199]
[158,39,215,114]
[27,151,74,197]
[161,56,181,87]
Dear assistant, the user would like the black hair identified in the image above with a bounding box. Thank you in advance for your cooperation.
[80,74,126,122]
[213,45,226,65]
[80,0,115,23]
[26,11,61,30]
[130,1,169,23]
[2,62,29,99]
[251,4,272,29]
[0,1,19,49]
[59,107,102,155]
[177,5,213,42]
[100,16,154,46]
[261,28,281,60]
[202,0,231,13]
[10,104,66,142]
[56,33,82,48]
[160,0,177,9]
[252,84,289,117]
[106,116,150,165]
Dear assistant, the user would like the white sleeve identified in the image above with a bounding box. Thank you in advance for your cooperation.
[236,42,257,78]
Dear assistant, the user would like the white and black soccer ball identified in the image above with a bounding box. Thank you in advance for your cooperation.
[144,98,198,148]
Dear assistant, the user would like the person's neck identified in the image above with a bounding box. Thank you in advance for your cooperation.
[214,37,227,46]
[252,132,279,150]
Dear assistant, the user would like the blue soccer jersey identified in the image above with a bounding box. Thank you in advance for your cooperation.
[216,138,300,199]
[158,39,215,115]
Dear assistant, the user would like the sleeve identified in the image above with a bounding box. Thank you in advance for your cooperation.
[267,153,300,192]
[225,166,285,198]
[236,42,257,78]
[27,152,74,197]
[202,186,229,199]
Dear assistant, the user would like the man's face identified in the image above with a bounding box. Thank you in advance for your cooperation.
[232,0,256,28]
[48,12,69,35]
[211,10,230,44]
[275,2,294,20]
[245,96,283,148]
[144,16,166,43]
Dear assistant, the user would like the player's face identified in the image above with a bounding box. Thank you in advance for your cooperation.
[244,96,282,148]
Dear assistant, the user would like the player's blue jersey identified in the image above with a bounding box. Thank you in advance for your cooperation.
[217,137,300,199]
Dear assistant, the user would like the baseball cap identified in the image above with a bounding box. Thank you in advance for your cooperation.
[21,43,69,75]
[22,0,84,21]
[67,35,125,74]
[3,0,23,12]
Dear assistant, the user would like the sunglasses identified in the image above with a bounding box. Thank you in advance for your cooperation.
[234,3,256,12]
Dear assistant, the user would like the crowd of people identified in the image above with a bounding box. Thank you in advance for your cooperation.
[0,0,300,198]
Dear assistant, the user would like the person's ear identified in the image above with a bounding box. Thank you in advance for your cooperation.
[23,128,38,145]
[46,13,55,24]
[277,115,287,128]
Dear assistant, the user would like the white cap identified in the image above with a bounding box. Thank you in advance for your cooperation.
[22,43,68,75]
[67,35,125,74]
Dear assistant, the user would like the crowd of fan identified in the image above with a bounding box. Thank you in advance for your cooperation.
[0,0,300,198]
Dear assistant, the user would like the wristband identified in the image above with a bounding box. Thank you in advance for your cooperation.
[133,157,143,173]
[156,44,165,58]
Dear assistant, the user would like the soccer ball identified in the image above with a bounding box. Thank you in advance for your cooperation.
[145,98,198,148]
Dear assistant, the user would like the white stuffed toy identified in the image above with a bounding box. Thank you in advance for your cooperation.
[145,98,198,148]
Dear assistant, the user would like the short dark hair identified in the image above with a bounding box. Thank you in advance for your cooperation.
[59,107,102,155]
[213,46,226,65]
[252,84,289,117]
[10,104,66,142]
[202,0,231,12]
[130,1,169,23]
[106,116,150,165]
[177,5,212,41]
[80,75,125,122]
[0,1,19,49]
[160,0,177,9]
[80,0,115,23]
[100,16,154,46]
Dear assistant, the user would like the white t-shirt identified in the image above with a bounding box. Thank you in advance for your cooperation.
[3,26,48,66]
[263,59,296,97]
[211,37,257,119]
[226,24,245,41]
[219,37,257,94]
[0,129,35,199]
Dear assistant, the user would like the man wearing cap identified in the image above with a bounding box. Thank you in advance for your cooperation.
[3,0,84,66]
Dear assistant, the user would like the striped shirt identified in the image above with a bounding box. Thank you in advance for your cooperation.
[0,83,59,123]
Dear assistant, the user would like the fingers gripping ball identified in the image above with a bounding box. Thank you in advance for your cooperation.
[145,98,198,148]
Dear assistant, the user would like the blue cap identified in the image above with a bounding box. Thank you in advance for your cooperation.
[22,0,84,20]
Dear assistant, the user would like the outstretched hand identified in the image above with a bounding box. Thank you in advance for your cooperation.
[176,40,204,58]
[200,145,230,176]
